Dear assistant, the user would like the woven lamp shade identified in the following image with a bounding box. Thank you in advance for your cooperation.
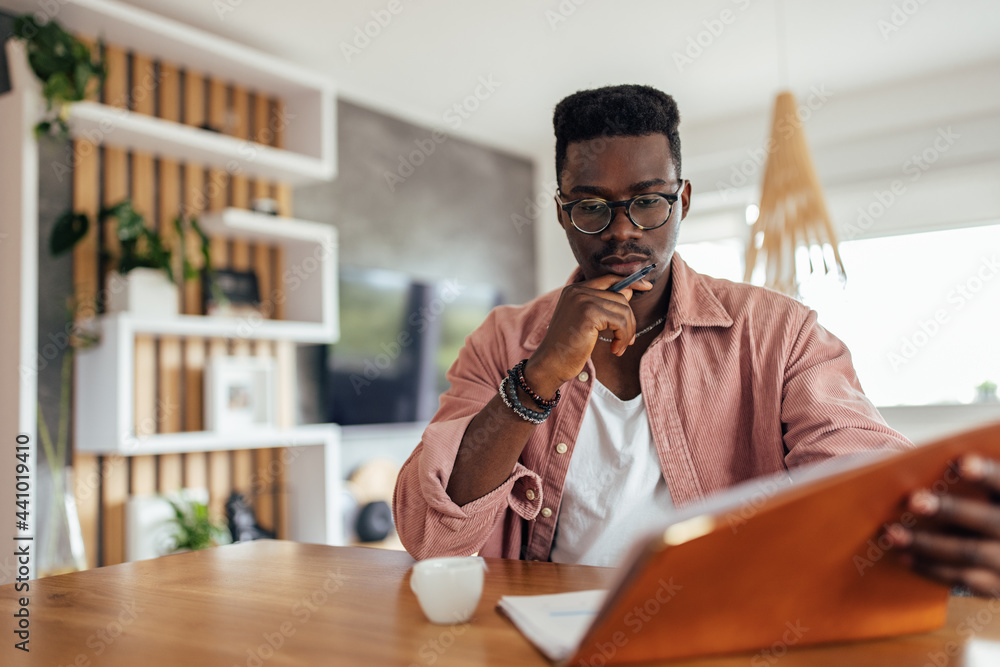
[744,91,845,296]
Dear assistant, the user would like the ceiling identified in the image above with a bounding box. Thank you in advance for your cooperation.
[109,0,1000,159]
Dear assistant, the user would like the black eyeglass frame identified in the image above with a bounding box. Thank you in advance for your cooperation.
[555,181,686,235]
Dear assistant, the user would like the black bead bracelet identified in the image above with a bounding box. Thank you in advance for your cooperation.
[509,359,560,410]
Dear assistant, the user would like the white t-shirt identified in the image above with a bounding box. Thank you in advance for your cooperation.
[549,377,677,567]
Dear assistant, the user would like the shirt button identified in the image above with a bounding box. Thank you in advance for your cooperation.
[541,507,552,518]
[555,443,568,454]
[525,489,536,501]
[577,371,589,382]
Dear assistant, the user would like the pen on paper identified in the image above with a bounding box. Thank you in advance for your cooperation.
[549,610,598,617]
[608,263,656,293]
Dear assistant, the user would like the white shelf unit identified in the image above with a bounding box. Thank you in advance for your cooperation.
[72,423,343,547]
[0,0,336,185]
[72,211,340,543]
[0,0,345,547]
[198,207,340,342]
[75,205,339,449]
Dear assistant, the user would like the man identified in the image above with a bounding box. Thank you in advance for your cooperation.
[394,84,1000,595]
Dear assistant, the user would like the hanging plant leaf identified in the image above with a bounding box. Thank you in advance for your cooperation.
[49,210,89,256]
[100,201,144,242]
[13,14,107,139]
[33,120,53,139]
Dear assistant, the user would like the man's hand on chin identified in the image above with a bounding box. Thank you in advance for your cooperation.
[887,455,1000,597]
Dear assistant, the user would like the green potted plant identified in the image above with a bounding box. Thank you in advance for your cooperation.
[165,496,231,553]
[12,14,107,138]
[976,381,999,404]
[49,199,215,318]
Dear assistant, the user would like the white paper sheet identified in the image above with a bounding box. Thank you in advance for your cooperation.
[497,589,608,661]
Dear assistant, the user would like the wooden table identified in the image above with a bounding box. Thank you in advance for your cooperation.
[4,540,1000,666]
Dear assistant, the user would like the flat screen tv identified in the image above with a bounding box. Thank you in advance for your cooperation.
[325,268,504,425]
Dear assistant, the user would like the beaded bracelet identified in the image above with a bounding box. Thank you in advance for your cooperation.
[499,375,551,424]
[509,359,561,410]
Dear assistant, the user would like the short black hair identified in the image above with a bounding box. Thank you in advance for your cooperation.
[553,84,682,188]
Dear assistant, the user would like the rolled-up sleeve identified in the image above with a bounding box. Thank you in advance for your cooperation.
[392,308,543,560]
[781,309,913,468]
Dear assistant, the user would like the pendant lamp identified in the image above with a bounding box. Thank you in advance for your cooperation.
[743,4,845,297]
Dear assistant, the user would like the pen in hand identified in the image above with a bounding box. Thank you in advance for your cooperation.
[607,263,656,293]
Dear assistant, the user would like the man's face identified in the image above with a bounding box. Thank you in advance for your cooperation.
[556,133,690,290]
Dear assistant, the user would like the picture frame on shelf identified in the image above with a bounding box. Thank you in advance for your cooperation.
[205,356,276,432]
[204,268,261,318]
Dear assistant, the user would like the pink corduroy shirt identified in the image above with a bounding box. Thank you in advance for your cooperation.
[392,254,913,561]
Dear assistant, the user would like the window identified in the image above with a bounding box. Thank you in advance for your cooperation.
[800,224,1000,406]
[679,224,1000,406]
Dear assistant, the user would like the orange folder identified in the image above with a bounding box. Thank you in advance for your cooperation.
[563,421,1000,665]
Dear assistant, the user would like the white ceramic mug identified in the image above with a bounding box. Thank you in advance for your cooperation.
[409,557,487,624]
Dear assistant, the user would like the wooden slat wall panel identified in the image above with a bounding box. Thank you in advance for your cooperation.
[182,339,208,491]
[72,38,101,571]
[100,45,131,567]
[271,98,292,538]
[207,339,231,519]
[100,46,129,274]
[130,54,159,499]
[274,341,295,539]
[205,79,233,515]
[228,85,254,498]
[69,38,104,571]
[272,99,290,322]
[157,62,185,493]
[71,42,298,562]
[251,92,279,528]
[181,70,210,497]
[252,341,276,532]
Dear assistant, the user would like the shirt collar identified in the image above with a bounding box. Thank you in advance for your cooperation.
[524,252,733,351]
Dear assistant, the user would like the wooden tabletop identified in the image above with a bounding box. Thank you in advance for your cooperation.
[3,540,1000,666]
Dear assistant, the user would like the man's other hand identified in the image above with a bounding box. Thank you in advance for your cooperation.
[887,455,1000,596]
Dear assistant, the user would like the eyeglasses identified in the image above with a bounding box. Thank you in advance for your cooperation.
[556,182,685,234]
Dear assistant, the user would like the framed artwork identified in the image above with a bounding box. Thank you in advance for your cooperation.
[205,356,276,431]
[204,268,261,318]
